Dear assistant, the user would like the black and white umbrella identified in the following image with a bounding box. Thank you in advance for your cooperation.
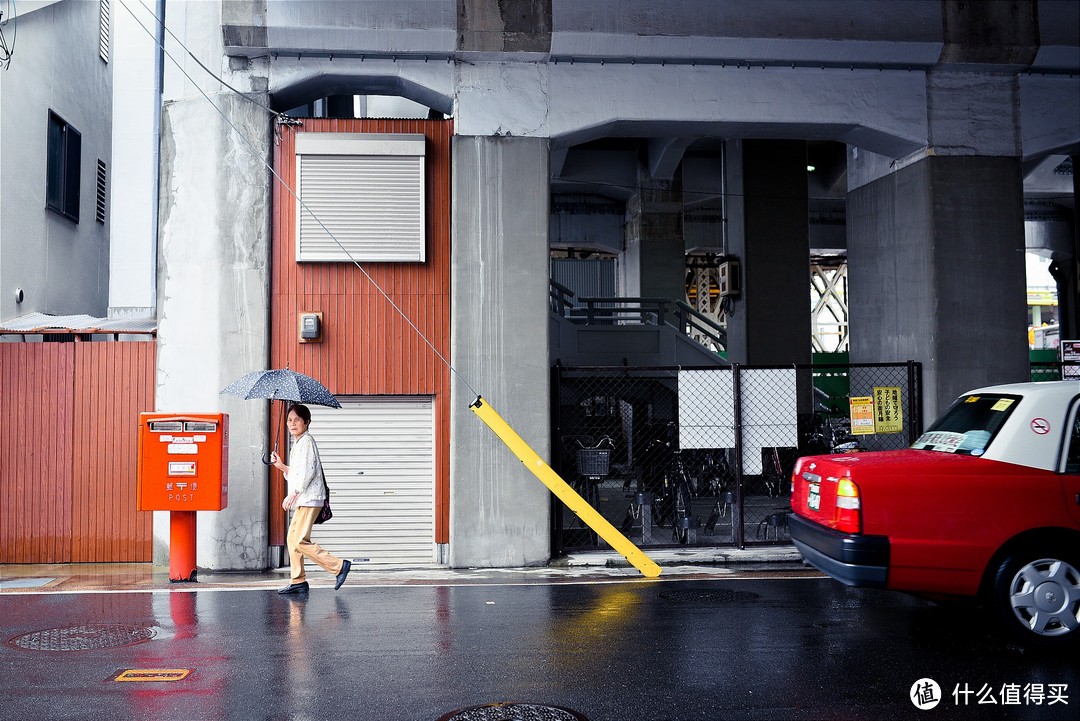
[221,368,341,463]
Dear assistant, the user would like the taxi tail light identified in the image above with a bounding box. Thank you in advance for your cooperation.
[834,477,861,533]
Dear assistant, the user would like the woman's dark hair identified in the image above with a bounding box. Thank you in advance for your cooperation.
[288,404,312,424]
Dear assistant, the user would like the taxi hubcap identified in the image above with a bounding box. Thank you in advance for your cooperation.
[1009,559,1080,636]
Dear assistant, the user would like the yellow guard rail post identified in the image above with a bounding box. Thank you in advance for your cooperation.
[469,396,662,578]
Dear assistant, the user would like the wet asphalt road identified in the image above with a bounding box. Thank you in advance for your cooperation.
[0,577,1076,721]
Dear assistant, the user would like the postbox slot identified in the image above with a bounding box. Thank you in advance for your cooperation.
[149,421,184,432]
[184,421,217,432]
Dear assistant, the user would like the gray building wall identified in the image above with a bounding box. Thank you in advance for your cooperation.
[0,0,112,322]
[156,91,272,570]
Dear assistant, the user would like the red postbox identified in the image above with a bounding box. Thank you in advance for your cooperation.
[137,413,229,581]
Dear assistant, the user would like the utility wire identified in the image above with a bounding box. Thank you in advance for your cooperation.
[116,0,481,400]
[133,0,291,122]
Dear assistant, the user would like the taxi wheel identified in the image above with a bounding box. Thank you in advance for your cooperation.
[992,550,1080,647]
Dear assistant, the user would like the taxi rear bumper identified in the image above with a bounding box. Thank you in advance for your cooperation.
[789,513,889,588]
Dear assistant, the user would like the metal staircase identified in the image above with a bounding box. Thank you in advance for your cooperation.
[549,280,728,367]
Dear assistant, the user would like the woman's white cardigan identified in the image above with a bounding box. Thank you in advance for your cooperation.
[284,433,326,507]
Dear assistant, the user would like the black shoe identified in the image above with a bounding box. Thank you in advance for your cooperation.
[334,560,352,590]
[278,581,309,595]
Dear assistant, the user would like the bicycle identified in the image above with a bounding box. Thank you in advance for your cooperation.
[668,449,696,543]
[805,412,863,455]
[573,435,614,509]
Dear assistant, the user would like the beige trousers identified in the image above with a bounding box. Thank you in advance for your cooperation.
[287,505,344,583]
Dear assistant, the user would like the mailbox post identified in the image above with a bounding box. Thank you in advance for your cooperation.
[137,413,229,581]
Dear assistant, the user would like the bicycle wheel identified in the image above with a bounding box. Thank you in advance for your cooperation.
[672,482,692,543]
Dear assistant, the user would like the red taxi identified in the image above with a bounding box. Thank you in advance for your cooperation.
[789,381,1080,646]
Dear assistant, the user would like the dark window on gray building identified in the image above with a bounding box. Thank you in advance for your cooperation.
[46,111,81,222]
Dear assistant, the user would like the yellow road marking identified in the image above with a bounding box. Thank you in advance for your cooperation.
[115,669,191,682]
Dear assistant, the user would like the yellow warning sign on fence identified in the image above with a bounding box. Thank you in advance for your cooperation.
[873,386,904,434]
[849,397,875,435]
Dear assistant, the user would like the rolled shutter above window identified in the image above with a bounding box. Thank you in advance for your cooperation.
[295,133,426,263]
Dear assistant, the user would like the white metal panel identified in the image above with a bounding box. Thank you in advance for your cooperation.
[304,397,436,566]
[678,369,798,474]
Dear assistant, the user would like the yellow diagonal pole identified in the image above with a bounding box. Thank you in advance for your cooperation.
[469,396,662,578]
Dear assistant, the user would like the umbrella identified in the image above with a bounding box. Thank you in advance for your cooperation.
[221,368,341,463]
[221,368,342,409]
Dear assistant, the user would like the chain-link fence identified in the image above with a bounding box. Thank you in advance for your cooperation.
[551,362,922,553]
[1031,362,1080,382]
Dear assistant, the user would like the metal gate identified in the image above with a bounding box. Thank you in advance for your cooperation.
[552,361,922,552]
[306,397,436,566]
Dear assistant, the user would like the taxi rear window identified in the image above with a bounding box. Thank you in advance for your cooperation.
[911,394,1021,455]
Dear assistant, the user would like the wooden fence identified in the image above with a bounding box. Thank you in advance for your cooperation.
[0,341,155,563]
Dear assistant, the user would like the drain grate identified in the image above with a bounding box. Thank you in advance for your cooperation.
[659,589,761,604]
[8,624,157,652]
[436,703,589,721]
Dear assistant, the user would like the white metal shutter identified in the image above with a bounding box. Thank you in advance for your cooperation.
[306,397,436,566]
[295,133,426,263]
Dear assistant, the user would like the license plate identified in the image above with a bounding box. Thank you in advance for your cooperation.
[807,483,820,512]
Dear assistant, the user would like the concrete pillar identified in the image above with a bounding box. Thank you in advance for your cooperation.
[1054,153,1080,340]
[849,62,1030,421]
[848,155,1028,420]
[724,139,811,365]
[156,92,272,570]
[623,173,685,303]
[450,136,551,568]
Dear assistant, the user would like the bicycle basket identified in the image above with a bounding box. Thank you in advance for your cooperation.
[576,448,611,477]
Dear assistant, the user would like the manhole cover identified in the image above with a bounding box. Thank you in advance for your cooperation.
[8,624,157,652]
[659,589,761,604]
[436,703,589,721]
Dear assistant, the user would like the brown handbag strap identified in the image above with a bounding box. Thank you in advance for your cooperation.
[311,437,330,493]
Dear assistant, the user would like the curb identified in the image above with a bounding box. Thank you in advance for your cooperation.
[554,545,803,569]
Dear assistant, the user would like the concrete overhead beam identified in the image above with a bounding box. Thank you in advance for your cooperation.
[268,58,454,114]
[648,138,694,181]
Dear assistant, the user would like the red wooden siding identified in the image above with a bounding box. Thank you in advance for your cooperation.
[0,344,73,563]
[72,342,156,562]
[0,341,155,563]
[270,118,453,547]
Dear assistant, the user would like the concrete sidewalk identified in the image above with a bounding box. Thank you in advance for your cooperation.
[0,545,808,593]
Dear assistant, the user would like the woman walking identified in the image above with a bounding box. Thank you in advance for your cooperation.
[270,403,351,594]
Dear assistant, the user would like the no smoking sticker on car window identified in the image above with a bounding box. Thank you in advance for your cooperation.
[1030,418,1051,435]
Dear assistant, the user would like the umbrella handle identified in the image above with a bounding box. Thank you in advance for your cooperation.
[262,439,279,466]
